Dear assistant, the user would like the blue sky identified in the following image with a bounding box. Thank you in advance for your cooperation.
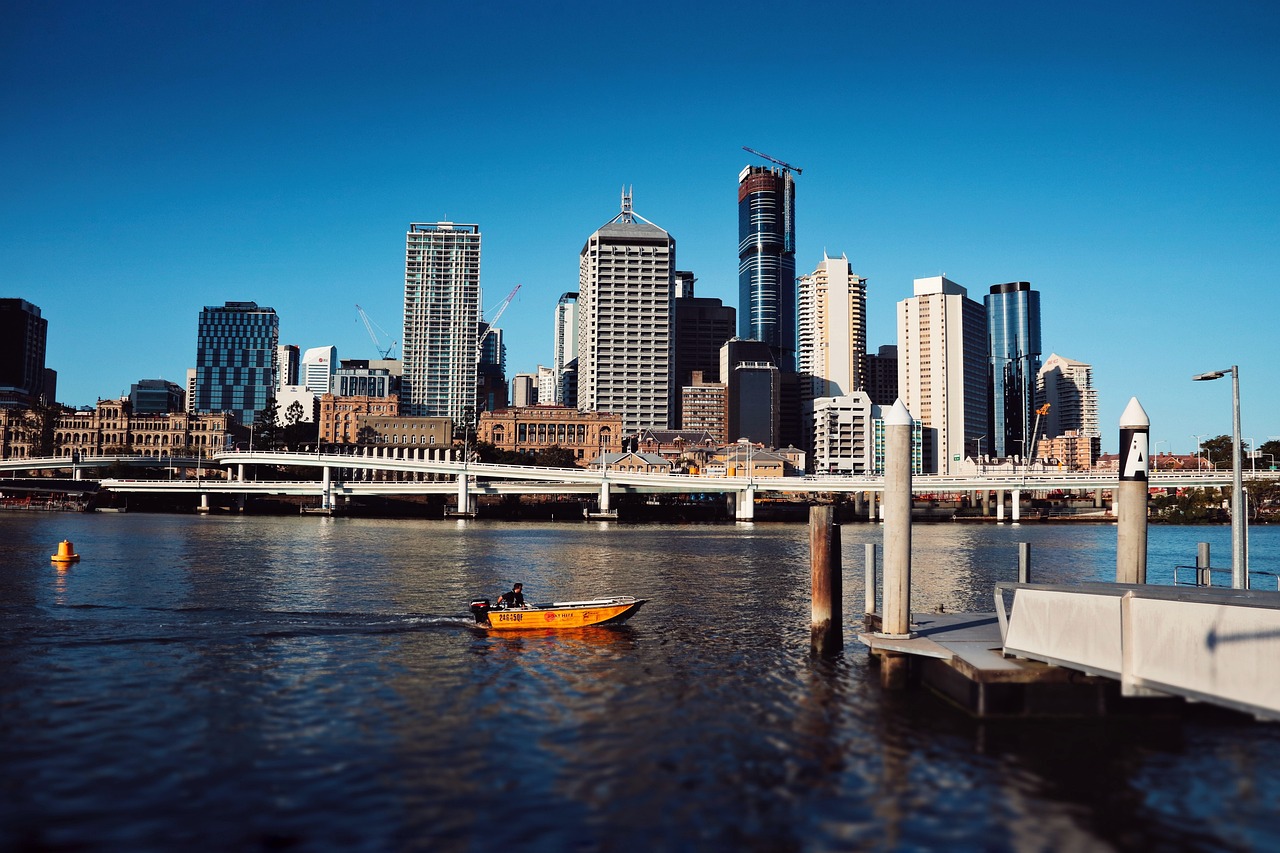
[4,1,1278,455]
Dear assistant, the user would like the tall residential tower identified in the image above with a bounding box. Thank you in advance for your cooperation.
[897,276,987,474]
[402,222,481,421]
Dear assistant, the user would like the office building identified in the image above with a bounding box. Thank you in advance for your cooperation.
[577,190,674,433]
[537,366,557,405]
[671,292,735,429]
[680,371,729,445]
[511,373,538,408]
[897,277,986,474]
[1036,353,1100,465]
[192,301,280,426]
[477,322,507,413]
[130,379,184,414]
[738,164,797,371]
[864,345,898,406]
[811,393,874,474]
[335,361,400,399]
[277,345,300,388]
[673,270,697,299]
[402,222,482,421]
[721,338,780,447]
[0,299,49,407]
[552,292,578,405]
[478,406,623,463]
[985,282,1042,459]
[302,346,337,395]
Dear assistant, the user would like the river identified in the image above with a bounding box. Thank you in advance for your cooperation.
[2,514,1278,851]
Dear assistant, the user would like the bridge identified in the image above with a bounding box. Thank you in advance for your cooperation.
[3,450,1265,520]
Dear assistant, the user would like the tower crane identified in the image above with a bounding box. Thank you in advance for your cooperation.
[742,146,803,175]
[477,284,522,357]
[355,304,399,359]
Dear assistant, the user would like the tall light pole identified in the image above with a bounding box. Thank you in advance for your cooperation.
[1193,366,1246,588]
[1153,439,1168,471]
[1192,433,1207,471]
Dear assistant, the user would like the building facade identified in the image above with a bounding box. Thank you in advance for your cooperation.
[302,346,337,395]
[552,292,578,405]
[737,165,797,371]
[577,191,674,433]
[721,338,780,447]
[864,344,898,406]
[192,301,280,426]
[54,398,235,458]
[402,222,481,421]
[680,371,729,444]
[897,276,987,474]
[797,252,867,400]
[0,299,49,408]
[985,282,1042,459]
[130,379,184,414]
[1036,352,1100,466]
[670,293,735,430]
[478,406,623,464]
[317,392,400,444]
[811,393,874,474]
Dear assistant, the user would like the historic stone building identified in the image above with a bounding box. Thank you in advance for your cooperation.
[478,406,622,464]
[53,398,235,458]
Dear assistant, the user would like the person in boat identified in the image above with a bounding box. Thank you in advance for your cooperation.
[496,582,526,609]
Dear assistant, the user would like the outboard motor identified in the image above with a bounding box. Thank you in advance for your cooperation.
[470,598,491,626]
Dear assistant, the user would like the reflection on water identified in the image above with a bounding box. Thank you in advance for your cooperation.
[1,514,1278,850]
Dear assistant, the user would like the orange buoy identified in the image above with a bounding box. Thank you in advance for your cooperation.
[51,540,80,563]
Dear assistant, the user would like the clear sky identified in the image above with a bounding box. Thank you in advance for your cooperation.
[4,1,1278,455]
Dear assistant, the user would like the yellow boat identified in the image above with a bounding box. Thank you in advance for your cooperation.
[469,596,647,631]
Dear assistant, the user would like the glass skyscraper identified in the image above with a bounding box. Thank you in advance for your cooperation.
[737,165,796,371]
[985,282,1042,459]
[193,301,280,427]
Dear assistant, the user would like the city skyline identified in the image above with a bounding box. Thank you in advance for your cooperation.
[5,2,1279,452]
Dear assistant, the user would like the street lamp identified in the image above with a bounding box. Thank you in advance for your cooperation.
[1153,439,1168,471]
[1192,433,1207,472]
[1193,365,1246,588]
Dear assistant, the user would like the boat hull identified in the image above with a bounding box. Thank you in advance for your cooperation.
[482,597,647,631]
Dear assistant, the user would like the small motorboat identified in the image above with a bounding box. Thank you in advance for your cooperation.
[469,596,647,631]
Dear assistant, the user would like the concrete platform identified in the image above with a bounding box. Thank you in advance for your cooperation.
[859,611,1152,717]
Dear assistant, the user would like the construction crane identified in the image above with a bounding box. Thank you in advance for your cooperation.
[1029,403,1051,463]
[742,146,803,175]
[355,304,398,359]
[476,284,522,358]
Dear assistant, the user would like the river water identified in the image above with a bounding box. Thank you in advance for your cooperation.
[2,514,1278,851]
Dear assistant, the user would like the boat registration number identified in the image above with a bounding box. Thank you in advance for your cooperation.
[496,612,525,623]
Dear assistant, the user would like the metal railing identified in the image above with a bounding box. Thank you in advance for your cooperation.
[1173,564,1280,591]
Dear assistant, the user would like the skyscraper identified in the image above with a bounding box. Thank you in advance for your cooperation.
[552,292,578,405]
[402,222,481,421]
[737,164,797,371]
[0,299,49,407]
[797,252,867,399]
[671,289,735,429]
[864,345,899,406]
[302,345,337,395]
[985,282,1042,459]
[193,301,280,426]
[897,277,987,474]
[577,190,674,433]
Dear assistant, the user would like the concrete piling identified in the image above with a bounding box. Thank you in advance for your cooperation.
[1197,542,1212,587]
[878,399,914,639]
[864,543,877,618]
[1018,543,1032,583]
[1116,397,1150,584]
[809,505,842,656]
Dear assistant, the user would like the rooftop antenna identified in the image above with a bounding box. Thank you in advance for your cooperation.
[620,186,634,223]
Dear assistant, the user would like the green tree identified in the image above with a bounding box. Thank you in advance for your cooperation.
[20,401,63,456]
[532,446,578,468]
[1197,434,1244,470]
[253,398,281,449]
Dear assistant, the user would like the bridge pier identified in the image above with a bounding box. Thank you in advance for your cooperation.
[980,489,990,516]
[996,489,1006,522]
[599,480,611,514]
[735,486,755,521]
[322,466,333,511]
[1012,488,1021,523]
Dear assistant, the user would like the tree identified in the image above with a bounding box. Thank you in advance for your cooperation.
[20,401,63,457]
[1197,434,1244,470]
[281,400,315,450]
[253,398,281,449]
[1256,439,1280,472]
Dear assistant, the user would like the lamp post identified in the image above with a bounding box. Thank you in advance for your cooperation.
[1192,433,1207,471]
[1153,439,1168,471]
[1193,366,1246,588]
